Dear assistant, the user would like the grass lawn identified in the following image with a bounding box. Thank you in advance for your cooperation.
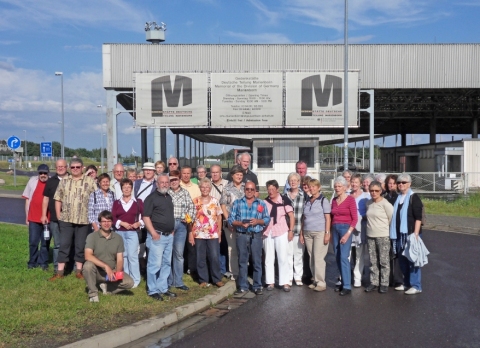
[0,223,216,348]
[422,193,480,217]
[0,172,28,191]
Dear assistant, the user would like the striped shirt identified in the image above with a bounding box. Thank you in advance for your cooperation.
[331,195,358,228]
[168,187,196,220]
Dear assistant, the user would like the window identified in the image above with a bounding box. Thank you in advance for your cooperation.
[299,147,314,167]
[257,147,273,168]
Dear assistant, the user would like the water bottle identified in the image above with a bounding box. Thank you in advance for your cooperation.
[43,224,50,240]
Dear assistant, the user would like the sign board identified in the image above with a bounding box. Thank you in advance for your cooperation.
[135,73,208,127]
[7,136,21,150]
[285,72,358,127]
[40,142,52,157]
[210,73,283,127]
[8,159,14,163]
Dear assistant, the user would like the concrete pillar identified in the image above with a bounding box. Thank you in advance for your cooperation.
[153,129,160,162]
[106,90,119,172]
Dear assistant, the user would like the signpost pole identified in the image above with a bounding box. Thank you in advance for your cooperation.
[12,150,16,187]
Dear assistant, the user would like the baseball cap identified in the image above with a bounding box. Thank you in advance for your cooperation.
[37,164,50,173]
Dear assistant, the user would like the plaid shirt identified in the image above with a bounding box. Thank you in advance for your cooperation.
[285,189,305,235]
[228,197,270,233]
[168,187,195,219]
[219,181,245,215]
[88,189,115,224]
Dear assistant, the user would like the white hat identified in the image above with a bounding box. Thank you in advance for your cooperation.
[142,162,155,170]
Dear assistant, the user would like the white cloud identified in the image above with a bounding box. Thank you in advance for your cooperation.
[248,0,280,25]
[225,31,292,44]
[120,127,141,135]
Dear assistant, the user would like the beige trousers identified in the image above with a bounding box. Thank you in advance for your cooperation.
[303,231,329,287]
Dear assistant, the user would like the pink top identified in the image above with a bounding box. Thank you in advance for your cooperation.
[331,195,358,228]
[263,195,293,237]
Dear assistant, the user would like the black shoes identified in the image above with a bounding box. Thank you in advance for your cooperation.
[176,285,189,291]
[334,286,343,292]
[254,288,263,295]
[162,290,177,298]
[149,293,163,301]
[339,289,351,296]
[379,286,388,294]
[365,284,378,292]
[234,289,249,295]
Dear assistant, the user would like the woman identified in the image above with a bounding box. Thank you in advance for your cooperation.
[365,181,393,293]
[263,180,294,292]
[390,174,424,295]
[300,179,331,292]
[155,160,166,176]
[362,174,375,193]
[126,168,137,182]
[112,178,144,288]
[285,172,305,286]
[384,174,398,205]
[349,174,370,288]
[188,178,224,288]
[88,173,115,232]
[301,176,312,199]
[219,165,245,280]
[331,176,358,296]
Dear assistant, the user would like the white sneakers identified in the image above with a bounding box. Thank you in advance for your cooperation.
[89,296,99,303]
[99,283,110,295]
[405,287,422,295]
[353,280,361,288]
[395,285,405,291]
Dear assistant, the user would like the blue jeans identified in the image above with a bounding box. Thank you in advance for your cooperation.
[332,223,353,290]
[146,233,173,295]
[236,232,263,291]
[399,254,422,291]
[168,220,188,287]
[28,222,49,268]
[196,238,222,284]
[118,231,141,286]
[49,221,60,271]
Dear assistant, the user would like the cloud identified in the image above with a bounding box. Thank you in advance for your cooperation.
[0,61,15,71]
[120,126,140,135]
[0,40,19,45]
[0,0,151,32]
[248,0,280,25]
[64,44,99,52]
[307,35,374,44]
[225,31,292,44]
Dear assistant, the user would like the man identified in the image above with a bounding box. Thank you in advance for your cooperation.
[180,166,201,199]
[49,158,97,281]
[41,159,69,272]
[155,160,166,176]
[167,170,195,290]
[167,157,180,173]
[143,174,177,301]
[228,182,270,295]
[191,165,207,185]
[283,160,308,193]
[226,153,259,194]
[209,164,229,278]
[23,164,50,270]
[134,162,157,201]
[110,163,125,199]
[83,210,134,303]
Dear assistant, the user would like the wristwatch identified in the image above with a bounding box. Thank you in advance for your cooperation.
[325,231,330,234]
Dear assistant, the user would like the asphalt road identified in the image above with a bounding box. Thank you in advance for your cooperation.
[0,196,25,224]
[163,229,480,348]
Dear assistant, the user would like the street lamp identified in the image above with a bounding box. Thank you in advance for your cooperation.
[23,129,27,163]
[55,72,65,158]
[97,104,104,172]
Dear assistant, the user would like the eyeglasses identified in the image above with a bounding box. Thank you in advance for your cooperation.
[70,166,82,169]
[369,189,381,193]
[100,220,112,223]
[197,171,206,174]
[114,170,124,173]
[245,188,255,191]
[169,178,179,181]
[168,163,177,166]
[56,166,66,169]
[397,181,409,185]
[39,172,48,175]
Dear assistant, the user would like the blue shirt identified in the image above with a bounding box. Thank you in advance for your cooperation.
[228,197,270,233]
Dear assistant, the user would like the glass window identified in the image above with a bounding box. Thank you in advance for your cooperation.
[299,147,314,167]
[258,147,273,168]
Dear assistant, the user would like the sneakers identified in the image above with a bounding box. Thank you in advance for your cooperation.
[395,285,405,291]
[254,288,263,295]
[314,285,326,292]
[308,283,316,289]
[295,279,303,286]
[99,283,110,295]
[405,287,422,295]
[353,280,361,288]
[48,273,64,282]
[234,289,249,295]
[335,279,342,286]
[89,296,99,303]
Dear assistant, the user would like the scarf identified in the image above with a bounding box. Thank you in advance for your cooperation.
[265,195,292,225]
[389,188,412,254]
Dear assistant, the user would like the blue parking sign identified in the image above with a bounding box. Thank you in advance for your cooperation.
[40,142,52,157]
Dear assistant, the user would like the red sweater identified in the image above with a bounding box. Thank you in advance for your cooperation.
[331,195,358,228]
[112,199,144,231]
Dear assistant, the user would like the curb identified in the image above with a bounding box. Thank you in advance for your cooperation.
[424,224,480,235]
[0,193,22,199]
[59,281,236,348]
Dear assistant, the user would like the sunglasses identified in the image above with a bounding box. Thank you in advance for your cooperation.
[245,188,255,191]
[39,172,48,175]
[169,178,179,181]
[369,189,381,193]
[70,166,82,169]
[397,181,409,185]
[168,163,177,165]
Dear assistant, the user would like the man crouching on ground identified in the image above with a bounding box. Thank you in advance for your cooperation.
[84,210,134,302]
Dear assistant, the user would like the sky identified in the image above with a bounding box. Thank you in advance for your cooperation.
[1,0,479,158]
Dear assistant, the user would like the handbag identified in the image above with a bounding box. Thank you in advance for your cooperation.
[134,200,147,244]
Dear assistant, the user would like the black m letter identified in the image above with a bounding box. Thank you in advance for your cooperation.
[151,75,192,116]
[301,75,342,116]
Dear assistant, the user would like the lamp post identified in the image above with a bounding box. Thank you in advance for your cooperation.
[23,129,27,163]
[55,72,65,158]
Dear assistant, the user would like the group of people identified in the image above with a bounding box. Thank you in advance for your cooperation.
[24,155,426,303]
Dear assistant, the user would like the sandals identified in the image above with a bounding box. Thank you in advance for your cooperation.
[283,285,291,292]
[266,284,275,291]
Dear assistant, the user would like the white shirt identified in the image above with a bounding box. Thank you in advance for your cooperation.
[136,179,155,201]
